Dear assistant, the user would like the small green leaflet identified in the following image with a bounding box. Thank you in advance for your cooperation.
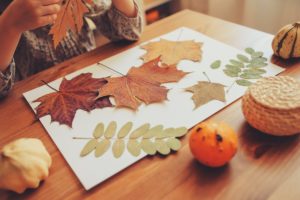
[210,60,221,69]
[75,122,188,158]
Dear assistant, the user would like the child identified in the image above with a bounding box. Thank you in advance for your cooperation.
[0,0,143,98]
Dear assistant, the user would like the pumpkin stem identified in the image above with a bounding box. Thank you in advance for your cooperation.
[293,22,300,27]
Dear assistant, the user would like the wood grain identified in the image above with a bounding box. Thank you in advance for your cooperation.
[0,10,300,200]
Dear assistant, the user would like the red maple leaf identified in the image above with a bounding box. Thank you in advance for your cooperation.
[96,57,188,110]
[34,73,112,127]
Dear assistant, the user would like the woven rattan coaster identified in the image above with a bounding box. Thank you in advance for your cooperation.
[242,76,300,136]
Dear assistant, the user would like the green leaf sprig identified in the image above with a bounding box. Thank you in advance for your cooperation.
[74,121,188,158]
[210,47,268,87]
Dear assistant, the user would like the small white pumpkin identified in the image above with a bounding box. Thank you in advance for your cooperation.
[0,138,52,193]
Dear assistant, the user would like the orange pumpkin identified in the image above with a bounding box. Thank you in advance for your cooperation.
[189,121,238,167]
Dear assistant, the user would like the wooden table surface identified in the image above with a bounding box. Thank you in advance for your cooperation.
[1,10,300,200]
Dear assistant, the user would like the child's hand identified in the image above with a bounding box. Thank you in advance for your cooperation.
[3,0,61,33]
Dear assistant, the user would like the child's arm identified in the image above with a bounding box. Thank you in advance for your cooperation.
[88,0,143,42]
[0,0,60,97]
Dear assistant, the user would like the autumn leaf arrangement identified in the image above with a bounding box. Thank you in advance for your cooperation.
[74,121,188,158]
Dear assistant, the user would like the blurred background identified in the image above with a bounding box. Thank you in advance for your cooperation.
[143,0,300,34]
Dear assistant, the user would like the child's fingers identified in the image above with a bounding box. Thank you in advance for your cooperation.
[38,14,57,26]
[40,4,61,16]
[41,0,61,6]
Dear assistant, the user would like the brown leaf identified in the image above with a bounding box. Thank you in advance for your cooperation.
[34,73,112,127]
[186,81,226,109]
[96,57,188,110]
[141,39,203,65]
[49,0,92,48]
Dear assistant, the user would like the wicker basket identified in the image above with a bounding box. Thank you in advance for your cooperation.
[242,76,300,136]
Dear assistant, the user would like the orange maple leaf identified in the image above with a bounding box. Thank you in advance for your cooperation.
[96,57,188,110]
[34,73,112,127]
[49,0,92,48]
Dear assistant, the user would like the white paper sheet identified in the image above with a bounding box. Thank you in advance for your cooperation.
[23,27,284,190]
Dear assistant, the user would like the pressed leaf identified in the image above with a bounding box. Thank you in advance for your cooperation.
[251,57,268,64]
[33,73,112,128]
[223,69,239,77]
[141,39,203,65]
[95,139,111,157]
[93,123,104,139]
[127,139,141,157]
[166,138,182,151]
[96,57,187,110]
[237,54,250,63]
[240,73,262,79]
[118,122,133,138]
[104,121,117,139]
[225,65,242,73]
[143,125,164,139]
[251,51,264,58]
[112,139,125,158]
[210,60,221,69]
[186,81,226,109]
[245,47,255,55]
[247,62,268,68]
[229,59,244,68]
[155,139,171,155]
[80,139,98,157]
[161,128,175,138]
[130,123,150,139]
[243,69,266,75]
[236,79,253,86]
[141,139,156,155]
[172,127,188,137]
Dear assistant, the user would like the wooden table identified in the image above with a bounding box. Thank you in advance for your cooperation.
[1,10,300,200]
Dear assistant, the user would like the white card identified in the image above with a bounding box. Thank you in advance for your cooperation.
[23,27,284,190]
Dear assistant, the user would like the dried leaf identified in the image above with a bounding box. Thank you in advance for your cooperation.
[127,139,141,157]
[93,123,104,138]
[186,81,226,109]
[223,69,239,77]
[141,139,156,155]
[112,139,125,158]
[240,73,262,79]
[130,123,150,139]
[143,125,164,139]
[49,0,92,47]
[251,51,264,58]
[155,139,171,155]
[243,69,266,75]
[166,138,181,151]
[245,47,255,55]
[229,59,244,68]
[141,39,203,65]
[80,139,98,157]
[117,122,133,138]
[95,139,110,157]
[172,127,188,137]
[97,57,187,110]
[237,54,250,63]
[34,73,112,127]
[159,128,174,138]
[104,121,117,138]
[225,65,242,73]
[236,79,252,86]
[210,60,221,69]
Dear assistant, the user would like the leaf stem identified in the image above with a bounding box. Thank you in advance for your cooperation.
[41,80,59,92]
[97,62,125,76]
[226,79,236,93]
[202,72,211,82]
